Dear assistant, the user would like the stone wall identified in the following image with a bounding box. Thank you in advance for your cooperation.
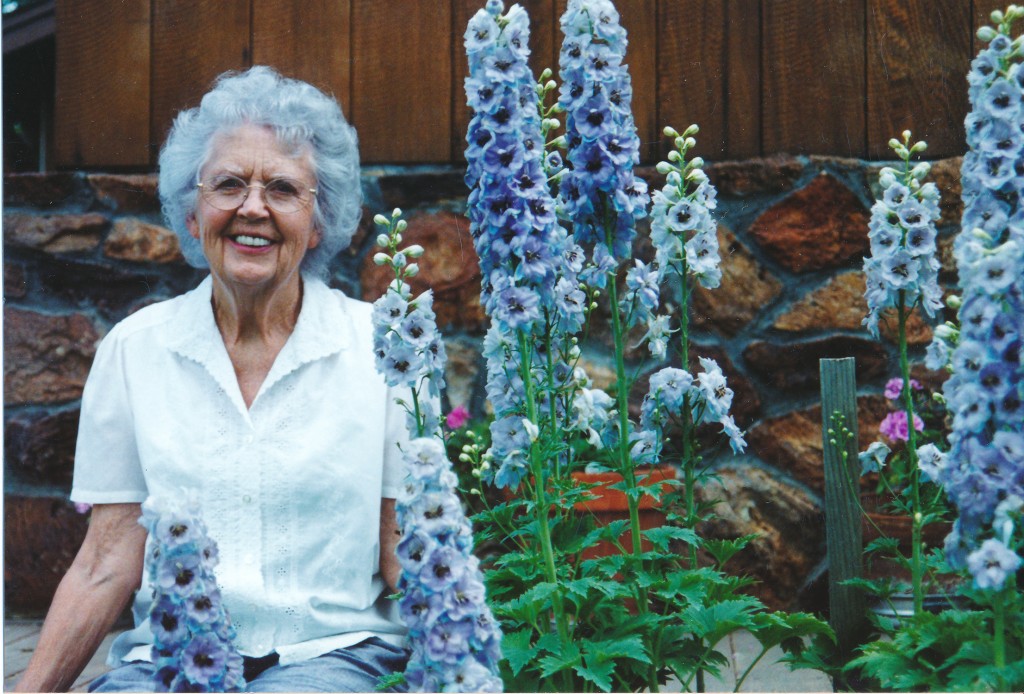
[3,155,962,614]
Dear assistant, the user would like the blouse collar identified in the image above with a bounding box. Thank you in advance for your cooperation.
[164,275,352,416]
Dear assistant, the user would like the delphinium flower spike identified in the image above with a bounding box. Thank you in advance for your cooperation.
[371,210,503,692]
[464,1,586,490]
[862,132,944,339]
[937,8,1024,593]
[140,492,244,692]
[557,0,648,264]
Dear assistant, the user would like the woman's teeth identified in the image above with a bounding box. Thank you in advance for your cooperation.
[233,235,272,248]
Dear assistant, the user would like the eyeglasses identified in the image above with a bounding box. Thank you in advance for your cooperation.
[197,174,317,214]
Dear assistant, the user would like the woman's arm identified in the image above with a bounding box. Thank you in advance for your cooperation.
[15,503,147,693]
[379,498,401,592]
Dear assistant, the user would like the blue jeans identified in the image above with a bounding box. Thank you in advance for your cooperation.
[88,637,409,692]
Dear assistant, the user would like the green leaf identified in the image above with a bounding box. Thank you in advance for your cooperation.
[750,611,834,651]
[642,525,698,551]
[575,654,615,692]
[583,634,653,666]
[501,629,538,677]
[682,598,760,644]
[538,641,582,678]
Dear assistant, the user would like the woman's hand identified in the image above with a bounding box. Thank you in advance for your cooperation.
[379,498,401,592]
[15,503,147,693]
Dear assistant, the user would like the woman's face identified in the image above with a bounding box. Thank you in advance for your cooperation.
[188,124,319,293]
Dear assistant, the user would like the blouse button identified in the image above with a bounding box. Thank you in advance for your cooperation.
[243,494,252,503]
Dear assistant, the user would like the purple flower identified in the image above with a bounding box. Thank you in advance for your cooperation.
[181,633,229,686]
[878,410,925,442]
[883,377,921,400]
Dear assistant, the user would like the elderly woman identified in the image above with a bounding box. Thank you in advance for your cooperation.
[16,66,409,693]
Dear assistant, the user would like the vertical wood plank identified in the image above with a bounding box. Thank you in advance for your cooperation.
[252,0,352,119]
[658,1,727,161]
[763,0,866,156]
[616,0,658,163]
[452,0,555,162]
[151,0,251,159]
[866,0,971,159]
[54,0,150,168]
[820,358,869,658]
[351,0,452,163]
[724,0,762,159]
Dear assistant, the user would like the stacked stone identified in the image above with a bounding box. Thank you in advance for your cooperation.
[5,153,962,615]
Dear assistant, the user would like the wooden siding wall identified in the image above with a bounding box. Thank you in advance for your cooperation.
[55,0,1002,169]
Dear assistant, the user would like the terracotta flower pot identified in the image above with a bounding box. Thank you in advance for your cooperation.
[571,465,677,561]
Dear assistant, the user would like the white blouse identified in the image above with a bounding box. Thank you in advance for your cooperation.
[70,276,409,666]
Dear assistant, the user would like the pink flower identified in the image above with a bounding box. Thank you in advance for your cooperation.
[879,410,924,441]
[883,377,922,400]
[445,406,470,430]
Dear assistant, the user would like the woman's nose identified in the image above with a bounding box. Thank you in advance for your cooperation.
[236,185,271,217]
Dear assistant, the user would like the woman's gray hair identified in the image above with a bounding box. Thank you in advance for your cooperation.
[158,66,361,279]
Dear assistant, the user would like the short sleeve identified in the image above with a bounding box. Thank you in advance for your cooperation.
[70,327,149,504]
[380,384,411,499]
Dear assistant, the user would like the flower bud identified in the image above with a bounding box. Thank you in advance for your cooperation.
[459,453,471,462]
[376,233,390,247]
[373,213,390,226]
[373,252,390,266]
[392,252,407,268]
[655,161,674,174]
[544,79,557,92]
[888,137,902,151]
[405,244,425,258]
[392,208,402,219]
[978,26,998,42]
[540,67,553,81]
[991,9,1004,24]
[945,294,962,309]
[683,124,699,137]
[667,150,681,162]
[405,263,420,277]
[690,156,704,169]
[395,219,408,233]
[935,323,958,339]
[910,162,930,180]
[663,126,679,138]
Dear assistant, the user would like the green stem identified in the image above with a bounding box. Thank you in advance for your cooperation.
[897,295,924,614]
[517,333,572,671]
[677,269,698,569]
[604,225,657,692]
[733,647,771,693]
[994,587,1006,669]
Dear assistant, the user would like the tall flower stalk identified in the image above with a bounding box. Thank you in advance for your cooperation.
[140,493,244,692]
[861,130,944,614]
[940,6,1024,664]
[372,210,503,692]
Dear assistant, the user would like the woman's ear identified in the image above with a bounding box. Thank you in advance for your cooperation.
[186,212,200,240]
[308,224,322,250]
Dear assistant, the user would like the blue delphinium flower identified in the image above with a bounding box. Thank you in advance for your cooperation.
[371,212,503,691]
[372,211,447,437]
[862,133,944,338]
[394,438,503,693]
[640,359,747,456]
[557,0,647,262]
[140,492,244,692]
[650,127,721,291]
[937,19,1024,588]
[464,1,588,490]
[464,3,566,333]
